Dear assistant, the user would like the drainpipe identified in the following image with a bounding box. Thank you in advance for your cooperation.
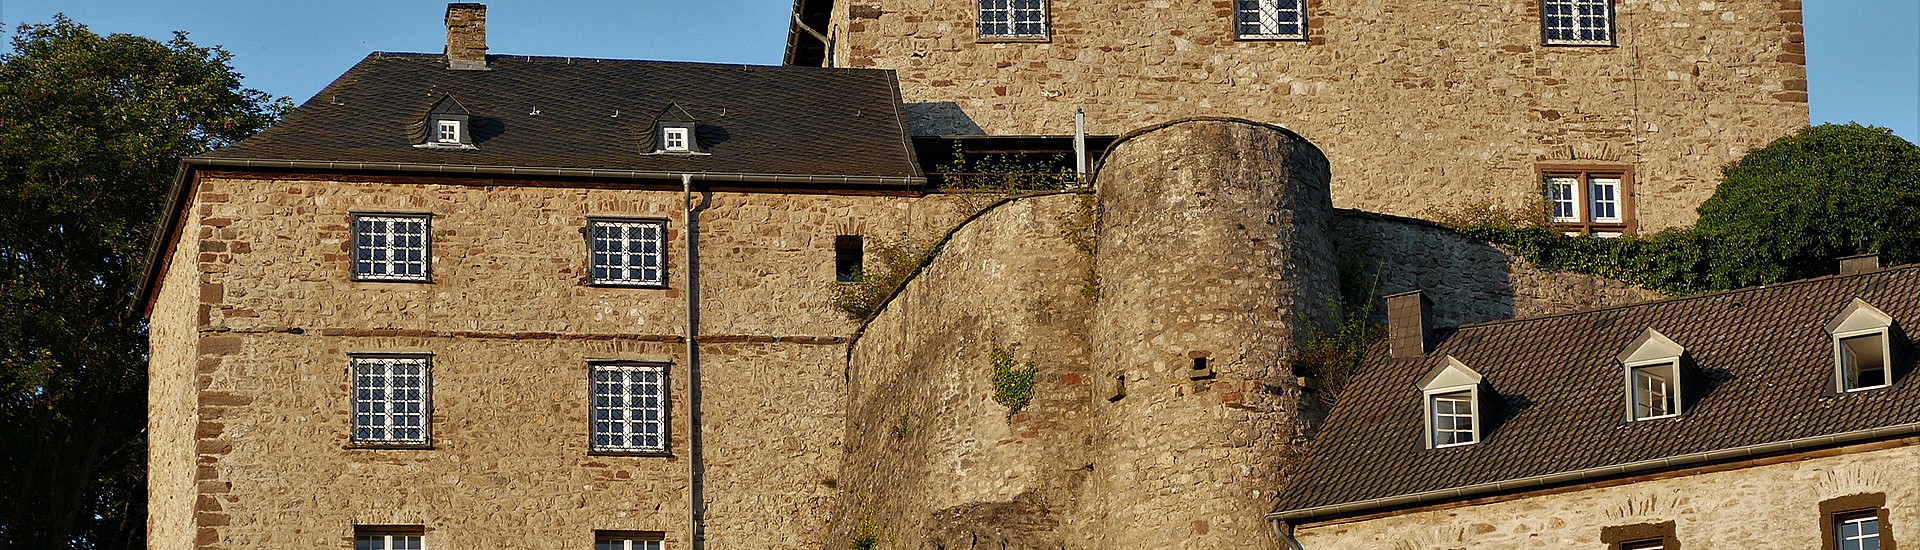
[793,12,834,68]
[1271,519,1306,550]
[1073,109,1088,180]
[683,173,705,550]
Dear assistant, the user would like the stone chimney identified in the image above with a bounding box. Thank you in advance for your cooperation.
[445,3,489,70]
[1839,253,1881,275]
[1386,290,1434,359]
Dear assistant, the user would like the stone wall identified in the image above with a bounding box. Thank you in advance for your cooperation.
[1332,211,1664,328]
[823,0,1809,231]
[148,211,201,550]
[1291,440,1920,549]
[1087,119,1336,550]
[153,174,980,549]
[834,192,1095,549]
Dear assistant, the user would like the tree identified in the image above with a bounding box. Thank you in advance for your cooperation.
[1696,124,1920,288]
[0,17,282,549]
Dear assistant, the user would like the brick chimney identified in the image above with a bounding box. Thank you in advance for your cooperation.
[1839,253,1881,275]
[445,3,489,70]
[1386,290,1434,359]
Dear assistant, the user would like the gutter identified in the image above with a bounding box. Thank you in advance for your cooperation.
[1269,420,1920,525]
[130,157,925,317]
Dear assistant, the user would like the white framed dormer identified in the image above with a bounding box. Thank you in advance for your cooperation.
[660,126,692,152]
[1616,328,1687,421]
[1826,299,1900,393]
[1419,356,1486,449]
[646,103,709,155]
[414,94,476,149]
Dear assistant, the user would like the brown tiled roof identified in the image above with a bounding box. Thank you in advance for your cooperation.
[203,52,922,181]
[1274,266,1920,519]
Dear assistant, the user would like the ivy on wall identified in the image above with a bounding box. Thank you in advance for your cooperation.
[1439,124,1920,296]
[989,345,1038,417]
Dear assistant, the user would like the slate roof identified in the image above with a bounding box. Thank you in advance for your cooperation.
[1274,265,1920,520]
[203,52,922,181]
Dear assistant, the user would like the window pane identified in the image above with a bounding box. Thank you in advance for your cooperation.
[591,364,668,452]
[352,215,430,281]
[1841,334,1888,390]
[589,220,667,286]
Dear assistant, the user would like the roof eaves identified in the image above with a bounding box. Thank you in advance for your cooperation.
[1271,418,1920,524]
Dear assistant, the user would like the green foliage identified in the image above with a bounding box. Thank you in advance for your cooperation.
[1696,123,1920,288]
[989,345,1038,416]
[828,235,935,321]
[1058,192,1100,299]
[0,17,283,548]
[850,496,885,550]
[1441,125,1920,296]
[1291,265,1385,402]
[932,141,1081,192]
[889,412,910,440]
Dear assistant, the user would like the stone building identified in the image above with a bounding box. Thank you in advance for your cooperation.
[784,0,1811,232]
[139,3,1900,550]
[1272,259,1920,550]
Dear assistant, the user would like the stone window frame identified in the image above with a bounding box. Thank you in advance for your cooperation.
[1538,0,1618,47]
[835,234,864,283]
[350,212,434,283]
[347,354,434,449]
[976,0,1051,43]
[588,362,672,457]
[1233,0,1310,41]
[1539,163,1636,237]
[585,217,671,288]
[354,525,427,550]
[1601,520,1679,550]
[595,530,667,550]
[1821,493,1898,550]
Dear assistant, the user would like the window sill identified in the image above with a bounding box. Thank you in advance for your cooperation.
[1542,41,1618,48]
[976,35,1051,44]
[586,281,671,289]
[412,142,477,150]
[589,449,673,458]
[351,277,436,284]
[1235,35,1309,42]
[346,442,434,450]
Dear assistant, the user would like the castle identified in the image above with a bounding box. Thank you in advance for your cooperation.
[138,3,1918,550]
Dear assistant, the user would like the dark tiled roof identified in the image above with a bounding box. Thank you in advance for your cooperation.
[1275,266,1920,517]
[204,52,921,180]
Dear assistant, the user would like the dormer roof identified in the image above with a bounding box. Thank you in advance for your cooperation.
[1276,265,1920,522]
[1616,327,1684,364]
[1417,356,1482,391]
[199,53,924,185]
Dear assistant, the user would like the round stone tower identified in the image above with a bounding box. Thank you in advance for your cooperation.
[1087,118,1337,549]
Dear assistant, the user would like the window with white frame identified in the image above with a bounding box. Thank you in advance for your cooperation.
[661,127,690,152]
[588,219,667,287]
[1235,0,1306,40]
[354,530,425,550]
[351,356,430,446]
[1835,512,1881,550]
[1630,362,1678,420]
[1617,328,1687,421]
[1430,391,1476,447]
[435,119,461,144]
[1826,299,1899,393]
[979,0,1048,38]
[1418,357,1485,448]
[591,363,667,454]
[352,213,431,282]
[595,531,666,550]
[1541,168,1632,236]
[1542,0,1614,45]
[1621,540,1665,550]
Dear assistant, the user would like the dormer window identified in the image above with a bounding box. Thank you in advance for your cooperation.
[435,119,462,144]
[662,127,691,152]
[1419,357,1487,449]
[1826,299,1901,393]
[1616,328,1688,421]
[413,94,475,149]
[647,103,708,155]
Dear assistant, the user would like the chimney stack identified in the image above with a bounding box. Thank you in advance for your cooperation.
[1839,253,1881,275]
[445,3,489,71]
[1386,290,1434,359]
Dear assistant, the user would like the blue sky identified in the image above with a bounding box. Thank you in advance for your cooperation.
[3,0,1916,141]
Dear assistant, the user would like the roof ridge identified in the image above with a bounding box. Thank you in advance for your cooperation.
[365,51,889,74]
[1448,262,1920,332]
